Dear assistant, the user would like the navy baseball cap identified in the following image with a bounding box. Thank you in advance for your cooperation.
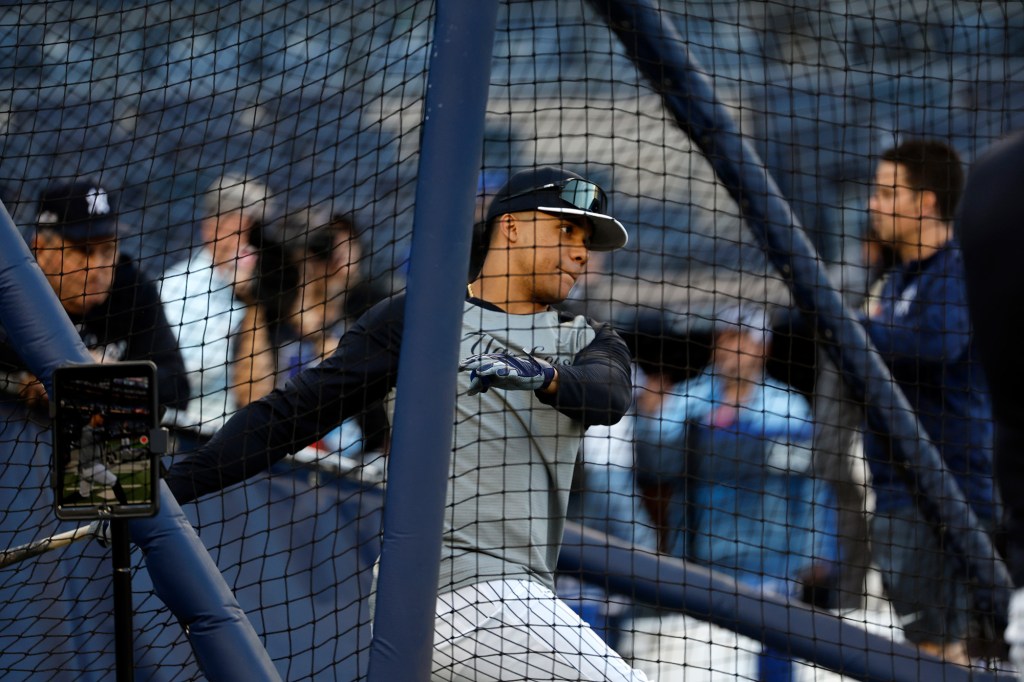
[485,167,628,251]
[36,180,118,242]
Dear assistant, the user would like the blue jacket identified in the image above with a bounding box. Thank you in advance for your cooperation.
[635,367,836,590]
[860,240,996,522]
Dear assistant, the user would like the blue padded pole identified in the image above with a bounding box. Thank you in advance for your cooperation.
[130,486,280,680]
[590,0,1013,617]
[0,201,280,681]
[366,2,499,680]
[560,522,1015,682]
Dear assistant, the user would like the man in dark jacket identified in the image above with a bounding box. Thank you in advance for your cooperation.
[862,139,995,664]
[0,179,188,413]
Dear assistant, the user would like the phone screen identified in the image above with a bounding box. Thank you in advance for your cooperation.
[51,361,162,520]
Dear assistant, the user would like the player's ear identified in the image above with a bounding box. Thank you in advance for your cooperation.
[497,213,518,244]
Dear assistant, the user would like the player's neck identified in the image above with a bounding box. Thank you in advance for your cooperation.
[468,276,547,315]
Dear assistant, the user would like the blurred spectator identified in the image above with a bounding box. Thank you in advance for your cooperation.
[860,139,996,664]
[0,179,188,413]
[230,205,329,408]
[309,211,386,336]
[957,130,1024,670]
[635,305,836,682]
[232,206,388,457]
[159,172,273,450]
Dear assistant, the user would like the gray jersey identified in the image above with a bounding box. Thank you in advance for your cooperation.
[440,303,597,592]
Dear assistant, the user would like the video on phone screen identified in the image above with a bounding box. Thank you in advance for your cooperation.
[54,373,154,510]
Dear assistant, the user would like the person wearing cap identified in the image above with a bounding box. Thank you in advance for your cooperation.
[0,180,188,413]
[158,172,274,449]
[162,167,648,680]
[633,305,836,682]
[231,205,380,406]
[229,204,338,409]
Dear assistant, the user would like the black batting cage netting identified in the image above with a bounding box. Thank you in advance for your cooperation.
[1,1,1023,680]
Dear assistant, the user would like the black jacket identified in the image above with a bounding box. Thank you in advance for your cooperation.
[0,255,189,412]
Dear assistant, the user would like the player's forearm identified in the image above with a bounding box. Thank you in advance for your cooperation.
[165,386,322,502]
[167,315,399,502]
[538,361,631,425]
[538,321,633,423]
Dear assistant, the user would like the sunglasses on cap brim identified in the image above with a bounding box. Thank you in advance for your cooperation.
[504,179,609,215]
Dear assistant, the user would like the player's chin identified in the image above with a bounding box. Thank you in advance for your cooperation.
[559,267,580,285]
[532,272,578,305]
[535,287,572,306]
[550,274,578,302]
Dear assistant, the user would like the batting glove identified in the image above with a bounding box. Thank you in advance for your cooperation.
[459,352,556,396]
[89,519,112,549]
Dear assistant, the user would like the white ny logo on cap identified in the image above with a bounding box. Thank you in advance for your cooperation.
[85,187,111,216]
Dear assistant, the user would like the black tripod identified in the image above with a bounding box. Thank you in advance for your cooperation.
[110,519,135,682]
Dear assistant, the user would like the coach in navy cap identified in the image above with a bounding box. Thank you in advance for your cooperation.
[7,178,190,411]
[30,179,121,318]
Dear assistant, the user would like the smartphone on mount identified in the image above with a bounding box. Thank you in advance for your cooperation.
[50,361,166,520]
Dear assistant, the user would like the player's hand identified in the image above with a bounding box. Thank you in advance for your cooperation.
[88,519,112,549]
[459,352,555,396]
